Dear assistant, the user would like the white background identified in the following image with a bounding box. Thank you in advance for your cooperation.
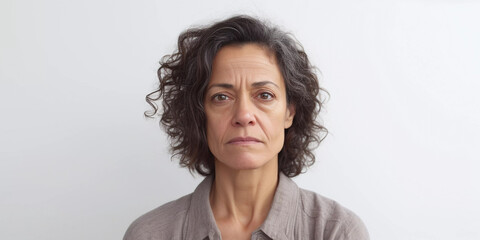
[1,0,479,239]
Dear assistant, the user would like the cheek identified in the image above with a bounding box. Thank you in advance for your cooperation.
[263,109,288,139]
[205,110,227,146]
[205,121,219,156]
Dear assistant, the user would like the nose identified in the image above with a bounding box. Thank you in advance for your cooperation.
[231,96,256,127]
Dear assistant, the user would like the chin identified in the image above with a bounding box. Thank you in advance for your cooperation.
[229,161,265,171]
[216,153,276,171]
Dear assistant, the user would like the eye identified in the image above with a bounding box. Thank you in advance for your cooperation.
[258,92,274,101]
[212,93,230,102]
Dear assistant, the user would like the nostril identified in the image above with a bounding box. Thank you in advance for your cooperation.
[232,116,255,127]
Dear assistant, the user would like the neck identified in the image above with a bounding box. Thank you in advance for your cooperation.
[209,159,278,229]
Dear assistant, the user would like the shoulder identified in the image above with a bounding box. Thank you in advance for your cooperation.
[123,194,192,240]
[297,188,370,239]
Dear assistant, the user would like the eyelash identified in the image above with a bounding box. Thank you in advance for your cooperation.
[211,92,275,102]
[257,92,275,100]
[211,94,230,102]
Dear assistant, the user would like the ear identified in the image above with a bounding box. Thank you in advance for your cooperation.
[284,103,296,129]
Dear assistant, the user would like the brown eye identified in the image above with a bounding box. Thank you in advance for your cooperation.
[258,92,274,100]
[212,94,229,101]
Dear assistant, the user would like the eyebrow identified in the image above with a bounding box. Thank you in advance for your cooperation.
[252,81,279,89]
[207,81,279,90]
[208,83,234,90]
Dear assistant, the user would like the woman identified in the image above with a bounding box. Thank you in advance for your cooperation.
[124,15,369,240]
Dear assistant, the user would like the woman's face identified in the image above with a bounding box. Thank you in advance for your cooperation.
[204,43,295,171]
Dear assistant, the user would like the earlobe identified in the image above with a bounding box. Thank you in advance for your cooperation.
[284,104,296,129]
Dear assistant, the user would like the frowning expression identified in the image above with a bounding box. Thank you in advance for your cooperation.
[204,43,295,171]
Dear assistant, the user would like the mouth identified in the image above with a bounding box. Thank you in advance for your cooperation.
[227,136,262,145]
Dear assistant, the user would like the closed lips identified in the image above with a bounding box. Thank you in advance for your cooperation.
[227,137,262,143]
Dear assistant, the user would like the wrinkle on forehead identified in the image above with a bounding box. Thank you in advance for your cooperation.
[215,62,279,76]
[210,44,283,86]
[213,44,278,66]
[223,61,278,72]
[220,56,277,65]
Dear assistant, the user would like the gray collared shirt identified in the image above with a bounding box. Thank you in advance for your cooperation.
[124,173,369,240]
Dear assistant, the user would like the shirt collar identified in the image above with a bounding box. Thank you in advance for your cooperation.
[257,172,299,239]
[184,175,221,240]
[184,172,300,240]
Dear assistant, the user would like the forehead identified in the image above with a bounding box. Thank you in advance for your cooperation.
[214,43,276,65]
[210,44,283,83]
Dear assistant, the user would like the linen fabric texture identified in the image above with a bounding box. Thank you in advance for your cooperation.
[123,173,369,240]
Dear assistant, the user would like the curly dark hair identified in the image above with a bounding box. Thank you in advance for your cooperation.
[145,15,328,177]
